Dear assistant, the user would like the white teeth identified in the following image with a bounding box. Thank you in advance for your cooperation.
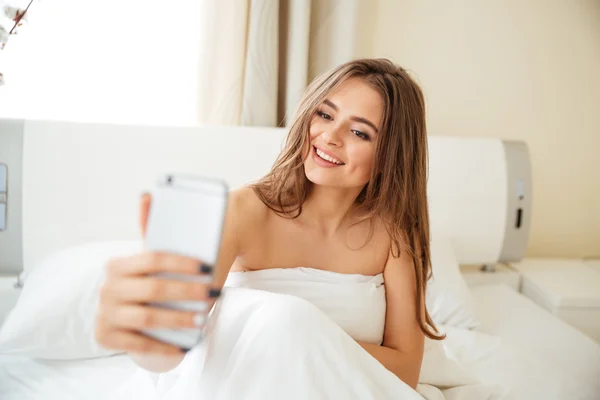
[316,148,343,165]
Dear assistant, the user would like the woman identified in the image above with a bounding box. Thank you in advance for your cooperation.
[96,58,445,397]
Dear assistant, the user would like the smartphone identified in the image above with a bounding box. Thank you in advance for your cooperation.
[141,173,228,350]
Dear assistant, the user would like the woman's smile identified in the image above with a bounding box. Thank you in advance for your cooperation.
[312,146,345,167]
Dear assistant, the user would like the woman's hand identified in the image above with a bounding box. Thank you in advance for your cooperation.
[94,194,220,359]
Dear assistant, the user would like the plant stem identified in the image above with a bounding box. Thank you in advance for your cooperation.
[8,0,34,35]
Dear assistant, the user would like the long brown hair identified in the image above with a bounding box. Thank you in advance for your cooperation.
[251,58,445,341]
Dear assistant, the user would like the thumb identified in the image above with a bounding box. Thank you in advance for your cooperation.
[139,193,152,238]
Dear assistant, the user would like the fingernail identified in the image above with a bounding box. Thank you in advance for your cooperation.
[198,263,213,274]
[193,313,206,327]
[140,191,150,198]
[208,288,221,298]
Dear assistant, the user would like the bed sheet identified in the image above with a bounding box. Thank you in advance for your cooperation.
[0,354,139,400]
[3,332,595,400]
[1,285,599,400]
[442,283,600,399]
[471,284,600,385]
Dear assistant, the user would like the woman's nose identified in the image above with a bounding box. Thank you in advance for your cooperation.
[322,125,343,147]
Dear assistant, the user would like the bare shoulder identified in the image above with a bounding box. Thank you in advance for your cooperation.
[367,214,393,251]
[381,222,417,287]
[371,214,391,236]
[213,186,268,283]
[369,215,414,273]
[227,186,269,231]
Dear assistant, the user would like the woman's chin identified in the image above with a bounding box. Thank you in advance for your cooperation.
[305,171,357,189]
[305,170,338,187]
[304,162,370,190]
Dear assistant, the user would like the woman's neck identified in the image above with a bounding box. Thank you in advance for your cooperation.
[299,184,364,236]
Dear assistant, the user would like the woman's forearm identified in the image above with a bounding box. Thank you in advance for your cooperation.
[129,353,185,373]
[356,341,421,390]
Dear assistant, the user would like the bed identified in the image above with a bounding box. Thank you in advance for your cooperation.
[1,284,598,399]
[453,285,600,399]
[0,119,599,399]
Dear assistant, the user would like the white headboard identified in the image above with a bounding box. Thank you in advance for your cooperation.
[0,119,531,272]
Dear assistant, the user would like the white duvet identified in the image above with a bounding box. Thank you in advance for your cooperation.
[0,268,501,400]
[98,286,495,400]
[109,287,497,400]
[1,287,597,400]
[2,270,598,399]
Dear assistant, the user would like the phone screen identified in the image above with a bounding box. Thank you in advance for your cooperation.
[145,174,228,266]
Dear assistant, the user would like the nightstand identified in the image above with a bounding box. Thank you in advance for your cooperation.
[459,263,521,292]
[0,275,21,329]
[509,258,600,343]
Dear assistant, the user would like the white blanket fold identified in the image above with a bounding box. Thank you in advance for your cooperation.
[114,287,500,400]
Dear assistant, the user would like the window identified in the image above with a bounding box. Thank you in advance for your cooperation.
[0,0,205,125]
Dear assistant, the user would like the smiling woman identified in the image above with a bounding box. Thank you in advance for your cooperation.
[251,58,441,343]
[247,58,445,389]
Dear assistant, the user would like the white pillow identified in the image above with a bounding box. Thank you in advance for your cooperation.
[426,235,479,329]
[0,240,142,360]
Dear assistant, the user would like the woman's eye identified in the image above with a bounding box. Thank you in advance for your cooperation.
[317,111,332,121]
[352,130,370,141]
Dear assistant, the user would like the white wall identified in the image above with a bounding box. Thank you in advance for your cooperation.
[369,0,600,258]
[0,0,204,126]
[2,0,599,258]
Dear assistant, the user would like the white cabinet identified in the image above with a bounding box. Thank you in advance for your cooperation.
[510,258,600,343]
[460,263,521,292]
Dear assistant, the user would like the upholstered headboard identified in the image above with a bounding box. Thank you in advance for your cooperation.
[0,119,531,274]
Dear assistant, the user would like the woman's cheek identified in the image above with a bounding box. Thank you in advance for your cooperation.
[309,120,322,136]
[357,149,376,179]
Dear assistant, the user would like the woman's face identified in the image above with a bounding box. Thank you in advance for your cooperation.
[304,77,383,190]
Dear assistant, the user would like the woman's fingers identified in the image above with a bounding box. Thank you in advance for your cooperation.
[96,327,185,356]
[94,193,221,356]
[101,276,219,303]
[100,304,204,330]
[106,252,213,278]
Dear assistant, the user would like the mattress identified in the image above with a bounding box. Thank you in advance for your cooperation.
[471,283,600,380]
[1,284,599,400]
[0,354,140,400]
[446,284,600,399]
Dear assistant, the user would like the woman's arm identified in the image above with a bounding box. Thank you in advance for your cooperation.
[129,353,186,373]
[359,240,425,390]
[355,341,422,389]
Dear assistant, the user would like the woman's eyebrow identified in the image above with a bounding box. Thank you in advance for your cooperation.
[323,99,379,133]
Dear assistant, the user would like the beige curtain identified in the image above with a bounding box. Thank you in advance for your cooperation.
[197,0,363,127]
